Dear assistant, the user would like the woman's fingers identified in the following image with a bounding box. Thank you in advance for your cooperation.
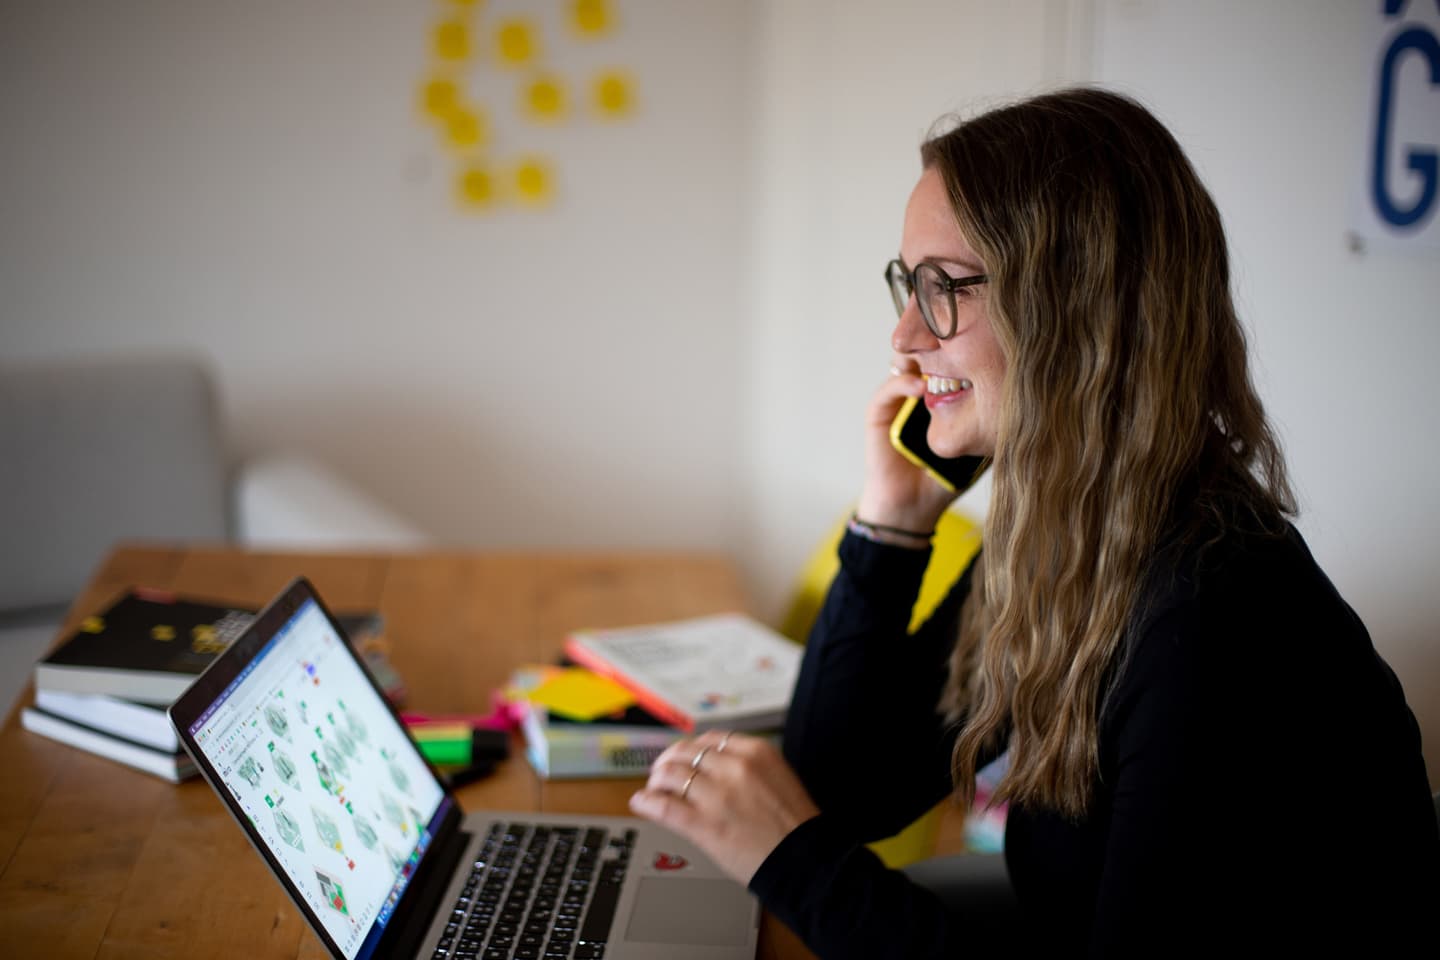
[857,360,955,531]
[630,733,819,886]
[631,737,729,848]
[645,731,745,801]
[868,364,926,428]
[891,353,920,376]
[653,729,739,770]
[629,776,703,835]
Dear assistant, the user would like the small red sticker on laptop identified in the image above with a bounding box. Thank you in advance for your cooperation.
[653,852,688,871]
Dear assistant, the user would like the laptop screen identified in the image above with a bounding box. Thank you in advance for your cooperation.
[186,597,448,960]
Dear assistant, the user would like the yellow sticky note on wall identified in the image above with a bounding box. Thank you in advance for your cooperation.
[592,70,635,119]
[457,163,498,209]
[524,74,568,122]
[434,19,473,62]
[446,107,488,148]
[512,156,555,205]
[527,668,635,721]
[422,77,460,120]
[570,0,615,37]
[495,18,540,67]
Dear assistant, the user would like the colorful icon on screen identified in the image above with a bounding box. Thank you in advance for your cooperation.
[315,867,349,915]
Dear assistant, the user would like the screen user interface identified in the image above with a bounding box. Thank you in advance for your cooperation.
[189,598,447,960]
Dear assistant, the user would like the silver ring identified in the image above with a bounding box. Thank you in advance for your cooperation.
[691,746,710,771]
[889,364,902,377]
[680,772,697,800]
[716,733,732,753]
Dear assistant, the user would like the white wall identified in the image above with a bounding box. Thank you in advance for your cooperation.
[739,0,1061,615]
[0,0,753,554]
[3,1,1436,776]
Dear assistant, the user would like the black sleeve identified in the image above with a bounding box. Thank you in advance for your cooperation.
[783,530,975,839]
[749,530,980,959]
[749,813,970,959]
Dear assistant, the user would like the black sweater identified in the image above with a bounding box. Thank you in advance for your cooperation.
[750,525,1439,957]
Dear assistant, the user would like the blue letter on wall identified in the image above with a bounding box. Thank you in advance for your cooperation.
[1372,25,1440,228]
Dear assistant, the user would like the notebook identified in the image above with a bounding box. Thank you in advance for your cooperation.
[169,577,760,960]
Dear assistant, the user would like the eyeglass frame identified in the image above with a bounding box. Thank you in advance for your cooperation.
[883,258,988,341]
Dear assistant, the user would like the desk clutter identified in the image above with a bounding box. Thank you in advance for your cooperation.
[4,547,805,958]
[401,713,511,788]
[562,613,802,733]
[507,666,684,778]
[22,591,800,787]
[509,613,800,779]
[22,588,396,783]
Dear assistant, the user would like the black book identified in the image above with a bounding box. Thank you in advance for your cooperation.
[33,589,390,706]
[34,590,254,705]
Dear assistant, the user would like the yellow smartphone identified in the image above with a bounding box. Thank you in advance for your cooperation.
[888,395,988,494]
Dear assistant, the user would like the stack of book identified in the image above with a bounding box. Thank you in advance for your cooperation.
[520,699,684,779]
[22,589,391,783]
[519,612,802,779]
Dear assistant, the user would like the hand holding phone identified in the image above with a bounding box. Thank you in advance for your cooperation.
[888,395,988,494]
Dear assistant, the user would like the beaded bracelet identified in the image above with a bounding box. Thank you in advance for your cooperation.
[847,513,933,549]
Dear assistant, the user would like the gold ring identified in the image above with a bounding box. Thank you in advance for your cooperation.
[691,746,710,771]
[716,733,732,753]
[680,772,697,800]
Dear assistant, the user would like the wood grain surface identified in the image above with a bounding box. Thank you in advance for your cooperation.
[0,545,842,959]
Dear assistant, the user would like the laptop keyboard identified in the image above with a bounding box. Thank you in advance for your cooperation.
[432,822,635,960]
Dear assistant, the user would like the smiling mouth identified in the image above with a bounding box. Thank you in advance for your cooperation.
[926,376,972,395]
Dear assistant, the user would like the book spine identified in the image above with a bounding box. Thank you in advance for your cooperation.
[32,689,178,752]
[20,708,189,783]
[537,737,680,779]
[561,637,696,733]
[33,663,189,706]
[529,732,682,779]
[521,703,682,779]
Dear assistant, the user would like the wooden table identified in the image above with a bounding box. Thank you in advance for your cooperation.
[0,545,826,959]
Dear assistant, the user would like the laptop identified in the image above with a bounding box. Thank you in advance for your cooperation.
[170,577,760,960]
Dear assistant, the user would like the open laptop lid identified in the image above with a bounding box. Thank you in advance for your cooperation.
[170,577,462,960]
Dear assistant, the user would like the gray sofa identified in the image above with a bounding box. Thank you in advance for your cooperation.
[0,356,427,714]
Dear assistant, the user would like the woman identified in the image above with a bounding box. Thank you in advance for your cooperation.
[629,88,1439,956]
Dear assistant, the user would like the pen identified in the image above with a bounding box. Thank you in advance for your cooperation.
[408,725,512,766]
[401,711,507,729]
[442,759,497,789]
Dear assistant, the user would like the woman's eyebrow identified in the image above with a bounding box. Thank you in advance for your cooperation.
[919,254,986,274]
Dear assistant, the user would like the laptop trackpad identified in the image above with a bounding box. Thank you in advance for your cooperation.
[624,877,752,946]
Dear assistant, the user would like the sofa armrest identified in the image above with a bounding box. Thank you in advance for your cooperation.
[234,456,431,549]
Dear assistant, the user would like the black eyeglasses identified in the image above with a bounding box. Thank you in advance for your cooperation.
[883,259,988,340]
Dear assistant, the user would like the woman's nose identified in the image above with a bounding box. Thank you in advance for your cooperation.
[891,296,939,354]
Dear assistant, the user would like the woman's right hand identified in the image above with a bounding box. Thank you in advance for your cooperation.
[855,357,960,534]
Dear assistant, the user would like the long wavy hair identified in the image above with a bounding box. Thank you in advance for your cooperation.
[929,88,1295,819]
